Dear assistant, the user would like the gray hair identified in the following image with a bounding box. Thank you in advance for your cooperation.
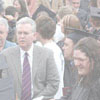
[16,17,36,33]
[0,18,9,32]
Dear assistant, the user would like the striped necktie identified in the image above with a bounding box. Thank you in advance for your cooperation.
[21,52,31,100]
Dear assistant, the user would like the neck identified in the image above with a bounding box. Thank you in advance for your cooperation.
[21,44,32,51]
[40,38,53,45]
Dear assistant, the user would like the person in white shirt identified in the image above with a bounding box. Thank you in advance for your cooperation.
[36,15,64,99]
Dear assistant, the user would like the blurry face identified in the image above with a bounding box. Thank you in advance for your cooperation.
[16,24,35,51]
[63,37,74,60]
[13,0,21,11]
[74,50,91,76]
[0,24,8,49]
[71,0,80,9]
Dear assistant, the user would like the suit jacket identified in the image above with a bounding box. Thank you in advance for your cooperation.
[1,45,59,100]
[58,78,100,100]
[0,54,15,100]
[36,0,63,13]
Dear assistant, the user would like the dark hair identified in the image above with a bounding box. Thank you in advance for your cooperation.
[36,15,56,39]
[75,37,100,87]
[13,0,28,13]
[13,0,29,19]
[5,6,18,17]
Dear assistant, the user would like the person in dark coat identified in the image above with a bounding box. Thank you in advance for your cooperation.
[52,37,100,100]
[70,37,100,100]
[62,35,78,96]
[62,32,85,89]
[62,29,95,96]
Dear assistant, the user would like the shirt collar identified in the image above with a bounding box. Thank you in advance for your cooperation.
[44,40,54,47]
[20,43,34,58]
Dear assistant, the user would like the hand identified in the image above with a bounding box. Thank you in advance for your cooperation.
[4,15,14,21]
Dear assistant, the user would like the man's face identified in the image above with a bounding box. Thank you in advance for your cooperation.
[71,0,80,9]
[63,37,74,60]
[73,50,91,76]
[16,24,35,51]
[0,24,8,48]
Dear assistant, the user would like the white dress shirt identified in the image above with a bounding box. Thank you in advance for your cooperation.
[53,24,64,43]
[20,43,34,98]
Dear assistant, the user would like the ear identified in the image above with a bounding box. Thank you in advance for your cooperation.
[32,32,37,41]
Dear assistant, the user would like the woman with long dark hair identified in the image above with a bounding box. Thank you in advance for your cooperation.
[51,37,100,100]
[13,0,29,20]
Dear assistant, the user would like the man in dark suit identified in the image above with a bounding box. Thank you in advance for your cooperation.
[1,17,59,100]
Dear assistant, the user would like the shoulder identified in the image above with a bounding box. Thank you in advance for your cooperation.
[34,44,54,56]
[1,45,19,56]
[45,42,62,53]
[34,44,53,53]
[4,40,17,49]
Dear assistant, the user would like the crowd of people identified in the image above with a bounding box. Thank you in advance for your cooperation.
[0,0,100,100]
